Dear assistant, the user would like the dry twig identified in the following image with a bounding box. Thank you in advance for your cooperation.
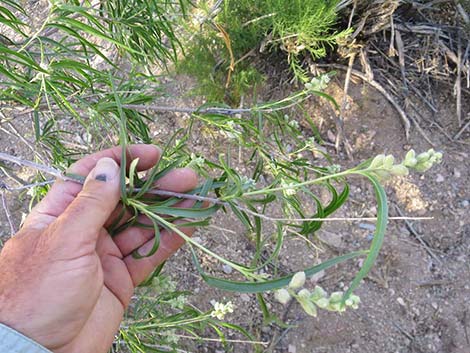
[316,63,411,138]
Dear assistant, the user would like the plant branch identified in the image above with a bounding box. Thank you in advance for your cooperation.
[0,152,432,223]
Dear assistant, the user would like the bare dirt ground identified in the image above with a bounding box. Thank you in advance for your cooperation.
[150,72,470,353]
[1,53,469,353]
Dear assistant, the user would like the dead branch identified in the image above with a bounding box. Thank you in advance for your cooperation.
[0,190,15,235]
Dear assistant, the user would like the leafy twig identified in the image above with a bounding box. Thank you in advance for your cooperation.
[0,152,432,223]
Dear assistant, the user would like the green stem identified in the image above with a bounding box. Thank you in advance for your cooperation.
[241,170,352,197]
[128,199,259,280]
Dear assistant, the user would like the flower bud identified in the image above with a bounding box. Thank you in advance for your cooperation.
[311,286,327,301]
[289,271,306,290]
[374,170,391,181]
[404,157,418,168]
[390,165,409,176]
[315,297,329,309]
[415,161,433,172]
[370,154,385,169]
[296,289,317,317]
[298,288,311,298]
[416,151,430,162]
[329,291,343,303]
[404,150,418,167]
[274,289,292,305]
[383,155,395,169]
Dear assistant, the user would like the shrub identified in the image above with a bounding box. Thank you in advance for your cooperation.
[0,1,441,351]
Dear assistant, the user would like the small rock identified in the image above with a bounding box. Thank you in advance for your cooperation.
[462,200,469,208]
[240,293,250,302]
[222,264,233,274]
[436,174,445,183]
[431,302,439,310]
[318,232,342,247]
[261,326,271,334]
[397,297,406,306]
[359,223,376,231]
[454,168,461,178]
[288,344,297,353]
[327,129,336,143]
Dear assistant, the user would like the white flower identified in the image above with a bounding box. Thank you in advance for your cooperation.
[288,120,300,129]
[210,301,234,320]
[289,271,306,289]
[305,74,331,91]
[280,180,297,196]
[240,175,257,191]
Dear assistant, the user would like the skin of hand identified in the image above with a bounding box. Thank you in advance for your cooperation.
[0,145,198,353]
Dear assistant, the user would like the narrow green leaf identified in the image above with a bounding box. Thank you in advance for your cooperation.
[343,173,388,302]
[194,250,367,293]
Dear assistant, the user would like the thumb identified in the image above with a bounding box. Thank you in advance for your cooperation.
[54,157,121,246]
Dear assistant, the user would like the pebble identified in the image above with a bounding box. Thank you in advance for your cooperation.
[288,344,297,353]
[454,168,461,178]
[261,326,271,334]
[397,297,406,306]
[222,264,233,274]
[436,174,445,183]
[359,223,376,231]
[240,293,250,302]
[318,232,342,247]
[462,200,469,208]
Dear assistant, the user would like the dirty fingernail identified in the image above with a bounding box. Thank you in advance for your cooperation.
[92,157,119,182]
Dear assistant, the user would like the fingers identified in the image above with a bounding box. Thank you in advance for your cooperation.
[24,145,160,230]
[154,168,198,192]
[124,223,195,286]
[51,158,121,249]
[104,167,198,230]
[113,199,197,256]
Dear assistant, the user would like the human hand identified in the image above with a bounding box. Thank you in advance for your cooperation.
[0,145,198,353]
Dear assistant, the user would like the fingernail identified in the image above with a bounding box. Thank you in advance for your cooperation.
[92,158,119,182]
